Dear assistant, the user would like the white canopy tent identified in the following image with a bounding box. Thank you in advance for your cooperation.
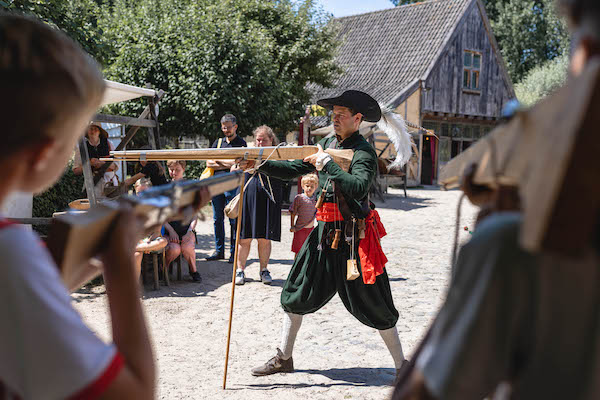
[100,80,156,107]
[4,78,163,223]
[84,80,163,204]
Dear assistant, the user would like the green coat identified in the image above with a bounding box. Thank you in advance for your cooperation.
[260,131,377,218]
[259,131,399,330]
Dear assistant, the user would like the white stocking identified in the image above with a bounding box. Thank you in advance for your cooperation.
[279,312,303,360]
[379,326,405,369]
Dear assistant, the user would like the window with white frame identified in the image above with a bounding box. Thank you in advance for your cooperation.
[463,50,481,91]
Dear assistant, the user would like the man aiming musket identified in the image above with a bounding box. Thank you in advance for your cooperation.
[235,90,411,379]
[106,90,415,379]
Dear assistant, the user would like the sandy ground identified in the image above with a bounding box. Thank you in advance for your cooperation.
[72,187,477,399]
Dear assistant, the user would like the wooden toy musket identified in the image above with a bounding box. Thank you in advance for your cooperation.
[46,171,243,292]
[103,145,356,172]
[438,60,600,256]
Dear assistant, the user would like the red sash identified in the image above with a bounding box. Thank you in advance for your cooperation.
[316,202,344,222]
[358,210,388,284]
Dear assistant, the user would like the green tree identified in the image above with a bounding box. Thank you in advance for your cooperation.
[0,0,113,65]
[487,0,569,82]
[100,0,340,142]
[514,53,568,106]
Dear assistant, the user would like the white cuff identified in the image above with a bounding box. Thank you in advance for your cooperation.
[315,153,332,171]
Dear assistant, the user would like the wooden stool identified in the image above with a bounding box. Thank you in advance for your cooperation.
[137,237,168,290]
[172,254,185,281]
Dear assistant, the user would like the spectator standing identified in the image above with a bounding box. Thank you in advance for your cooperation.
[234,125,283,285]
[206,114,247,263]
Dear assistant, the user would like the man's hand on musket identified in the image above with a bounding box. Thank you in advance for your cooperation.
[303,143,325,166]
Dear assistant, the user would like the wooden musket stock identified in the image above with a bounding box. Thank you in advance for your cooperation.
[103,145,356,172]
[46,172,243,291]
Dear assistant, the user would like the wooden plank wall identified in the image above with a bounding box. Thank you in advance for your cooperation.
[421,1,512,118]
[394,88,421,124]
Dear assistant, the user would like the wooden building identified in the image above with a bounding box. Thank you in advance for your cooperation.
[310,0,515,185]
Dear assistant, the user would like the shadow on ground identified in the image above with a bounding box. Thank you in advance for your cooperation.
[72,285,106,302]
[374,194,434,211]
[237,367,395,390]
[142,234,295,298]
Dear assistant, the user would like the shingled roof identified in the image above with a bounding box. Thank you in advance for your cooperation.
[310,0,472,106]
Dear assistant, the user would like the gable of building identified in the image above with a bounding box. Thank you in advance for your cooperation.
[421,0,515,119]
[310,0,473,107]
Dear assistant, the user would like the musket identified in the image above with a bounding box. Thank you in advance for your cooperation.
[438,59,600,256]
[102,145,356,172]
[46,171,243,291]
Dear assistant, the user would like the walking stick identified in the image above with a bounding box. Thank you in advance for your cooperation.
[223,171,247,389]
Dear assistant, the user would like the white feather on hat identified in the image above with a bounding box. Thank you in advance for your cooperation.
[376,106,412,170]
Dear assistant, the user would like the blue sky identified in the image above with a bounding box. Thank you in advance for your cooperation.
[318,0,395,18]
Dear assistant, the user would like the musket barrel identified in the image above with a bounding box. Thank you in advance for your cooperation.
[104,145,356,171]
[108,146,317,161]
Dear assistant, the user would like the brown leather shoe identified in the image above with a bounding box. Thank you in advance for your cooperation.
[251,349,294,376]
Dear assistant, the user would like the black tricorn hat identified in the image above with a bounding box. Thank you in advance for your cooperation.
[317,90,381,122]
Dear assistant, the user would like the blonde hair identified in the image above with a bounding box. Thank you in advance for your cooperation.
[167,159,186,169]
[253,125,279,145]
[0,14,105,154]
[301,173,318,186]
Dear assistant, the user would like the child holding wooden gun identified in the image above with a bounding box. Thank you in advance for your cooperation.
[0,14,178,399]
[289,173,318,254]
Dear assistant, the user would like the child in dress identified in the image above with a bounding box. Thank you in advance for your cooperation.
[289,173,318,254]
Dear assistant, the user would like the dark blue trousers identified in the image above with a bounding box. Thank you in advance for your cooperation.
[211,187,238,255]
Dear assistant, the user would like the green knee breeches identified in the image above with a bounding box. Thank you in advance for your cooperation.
[281,221,399,330]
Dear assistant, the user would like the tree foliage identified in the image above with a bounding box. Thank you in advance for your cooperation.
[0,0,112,65]
[485,0,569,82]
[100,0,340,142]
[32,161,84,219]
[514,53,568,106]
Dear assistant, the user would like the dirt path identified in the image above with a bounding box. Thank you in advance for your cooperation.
[72,187,477,399]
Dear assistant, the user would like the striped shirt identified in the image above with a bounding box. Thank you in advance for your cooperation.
[289,193,317,230]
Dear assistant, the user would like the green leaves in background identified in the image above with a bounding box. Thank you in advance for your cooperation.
[100,0,341,142]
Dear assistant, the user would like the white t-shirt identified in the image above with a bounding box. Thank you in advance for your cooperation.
[0,220,121,399]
